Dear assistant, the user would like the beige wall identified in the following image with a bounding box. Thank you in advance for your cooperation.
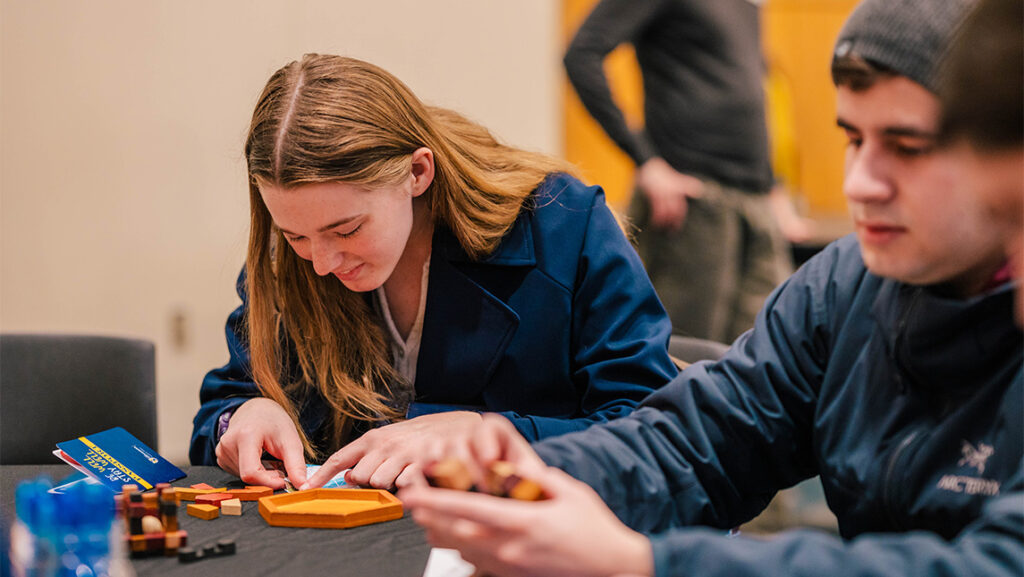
[1,0,561,464]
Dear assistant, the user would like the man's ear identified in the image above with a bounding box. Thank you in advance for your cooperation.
[409,147,435,198]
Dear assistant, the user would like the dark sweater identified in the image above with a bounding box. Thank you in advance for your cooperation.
[564,0,774,193]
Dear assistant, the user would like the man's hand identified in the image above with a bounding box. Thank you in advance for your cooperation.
[214,397,307,490]
[636,157,705,230]
[401,467,654,577]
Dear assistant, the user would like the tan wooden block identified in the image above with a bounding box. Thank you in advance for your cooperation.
[220,498,242,516]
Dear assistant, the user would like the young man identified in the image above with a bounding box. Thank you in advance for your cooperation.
[940,0,1023,322]
[401,1,1023,575]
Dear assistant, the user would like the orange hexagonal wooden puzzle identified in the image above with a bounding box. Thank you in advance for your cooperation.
[258,489,402,529]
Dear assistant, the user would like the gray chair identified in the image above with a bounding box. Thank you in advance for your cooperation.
[0,333,157,464]
[668,334,730,366]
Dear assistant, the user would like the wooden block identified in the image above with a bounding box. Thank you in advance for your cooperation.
[175,487,226,501]
[161,502,179,533]
[214,538,236,556]
[159,487,179,506]
[186,503,220,520]
[424,458,474,491]
[128,503,145,535]
[482,461,517,496]
[507,478,545,502]
[483,461,545,501]
[195,493,234,507]
[259,488,403,529]
[128,534,146,553]
[164,529,186,555]
[141,515,164,534]
[220,498,242,516]
[225,486,273,501]
[145,533,164,552]
[177,546,200,563]
[190,483,216,490]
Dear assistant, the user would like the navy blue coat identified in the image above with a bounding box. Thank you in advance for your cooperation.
[191,173,678,465]
[536,235,1023,577]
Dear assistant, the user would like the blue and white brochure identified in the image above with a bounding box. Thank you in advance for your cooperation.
[56,427,185,492]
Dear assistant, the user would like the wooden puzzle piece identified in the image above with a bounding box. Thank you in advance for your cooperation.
[186,503,220,520]
[424,458,545,501]
[221,498,243,516]
[194,492,235,507]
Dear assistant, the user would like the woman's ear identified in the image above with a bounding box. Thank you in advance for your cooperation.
[409,147,435,198]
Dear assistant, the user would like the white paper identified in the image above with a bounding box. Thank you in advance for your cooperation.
[422,547,477,577]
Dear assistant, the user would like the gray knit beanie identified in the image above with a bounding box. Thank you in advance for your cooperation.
[833,0,977,93]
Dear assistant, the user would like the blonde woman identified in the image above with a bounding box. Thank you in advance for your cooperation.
[190,54,677,490]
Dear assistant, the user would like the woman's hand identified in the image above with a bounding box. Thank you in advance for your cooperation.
[400,466,654,577]
[214,397,307,490]
[301,411,484,490]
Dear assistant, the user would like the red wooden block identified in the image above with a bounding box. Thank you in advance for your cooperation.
[174,487,225,501]
[194,493,234,507]
[190,483,215,490]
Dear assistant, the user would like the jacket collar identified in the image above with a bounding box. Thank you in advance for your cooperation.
[436,212,536,266]
[871,279,1022,395]
[415,220,533,401]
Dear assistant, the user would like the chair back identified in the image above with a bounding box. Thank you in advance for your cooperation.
[0,333,157,464]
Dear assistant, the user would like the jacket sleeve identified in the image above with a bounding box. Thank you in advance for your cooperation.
[495,187,679,440]
[189,268,261,465]
[648,472,1024,577]
[563,0,664,166]
[532,240,857,530]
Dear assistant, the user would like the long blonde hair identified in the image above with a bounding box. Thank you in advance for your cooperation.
[244,54,576,459]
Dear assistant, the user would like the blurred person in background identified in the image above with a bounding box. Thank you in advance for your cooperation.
[940,0,1023,322]
[564,0,794,343]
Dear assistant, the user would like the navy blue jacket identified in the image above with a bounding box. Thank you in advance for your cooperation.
[191,173,678,465]
[536,235,1023,576]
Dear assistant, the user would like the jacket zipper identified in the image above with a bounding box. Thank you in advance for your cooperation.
[883,429,921,531]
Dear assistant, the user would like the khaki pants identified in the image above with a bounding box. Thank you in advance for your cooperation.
[629,181,792,343]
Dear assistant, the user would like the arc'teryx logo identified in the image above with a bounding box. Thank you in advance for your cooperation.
[936,440,1000,496]
[958,440,994,475]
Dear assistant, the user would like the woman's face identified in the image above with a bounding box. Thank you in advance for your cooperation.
[259,149,434,293]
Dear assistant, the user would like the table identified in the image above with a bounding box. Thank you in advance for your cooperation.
[2,465,433,576]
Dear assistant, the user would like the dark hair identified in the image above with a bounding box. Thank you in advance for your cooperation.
[831,53,895,91]
[939,0,1023,151]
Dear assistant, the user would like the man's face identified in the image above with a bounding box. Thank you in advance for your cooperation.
[950,141,1024,321]
[836,76,1006,296]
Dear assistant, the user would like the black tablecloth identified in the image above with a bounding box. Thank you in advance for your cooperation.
[1,465,432,576]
